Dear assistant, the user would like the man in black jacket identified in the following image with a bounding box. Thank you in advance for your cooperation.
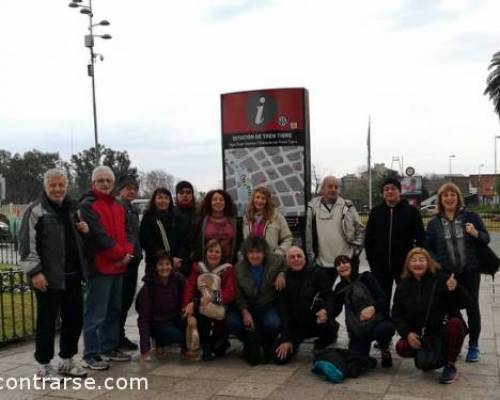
[364,177,425,314]
[275,246,339,363]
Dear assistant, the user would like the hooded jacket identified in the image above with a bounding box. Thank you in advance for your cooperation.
[79,189,134,275]
[135,271,185,354]
[364,199,425,278]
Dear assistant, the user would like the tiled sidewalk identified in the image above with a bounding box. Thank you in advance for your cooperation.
[1,254,500,399]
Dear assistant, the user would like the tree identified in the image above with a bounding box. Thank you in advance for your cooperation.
[140,169,176,198]
[69,145,137,197]
[485,51,500,119]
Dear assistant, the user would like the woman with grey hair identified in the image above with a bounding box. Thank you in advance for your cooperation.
[19,168,89,379]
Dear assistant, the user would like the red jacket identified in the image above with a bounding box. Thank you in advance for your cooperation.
[182,261,236,308]
[80,189,134,275]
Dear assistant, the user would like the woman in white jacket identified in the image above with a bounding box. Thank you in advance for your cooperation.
[242,187,293,258]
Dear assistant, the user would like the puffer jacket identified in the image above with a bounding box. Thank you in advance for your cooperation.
[242,211,293,257]
[19,193,86,289]
[233,254,287,311]
[79,189,134,275]
[425,209,489,274]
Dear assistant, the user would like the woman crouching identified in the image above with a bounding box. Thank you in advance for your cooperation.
[183,239,236,361]
[392,247,469,384]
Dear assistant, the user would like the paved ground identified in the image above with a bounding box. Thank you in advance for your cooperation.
[1,236,500,400]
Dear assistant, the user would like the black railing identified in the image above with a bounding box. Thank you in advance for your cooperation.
[0,268,36,346]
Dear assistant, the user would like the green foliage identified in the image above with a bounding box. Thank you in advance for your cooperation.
[485,50,500,119]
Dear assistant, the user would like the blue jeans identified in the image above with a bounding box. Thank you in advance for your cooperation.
[83,273,123,360]
[226,305,281,339]
[152,317,185,348]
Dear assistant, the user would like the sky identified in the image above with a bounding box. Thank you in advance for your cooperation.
[1,0,500,191]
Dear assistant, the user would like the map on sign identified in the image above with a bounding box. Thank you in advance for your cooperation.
[224,146,305,217]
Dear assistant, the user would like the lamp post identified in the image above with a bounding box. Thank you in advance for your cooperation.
[495,136,500,174]
[69,0,111,166]
[448,154,456,176]
[478,163,484,203]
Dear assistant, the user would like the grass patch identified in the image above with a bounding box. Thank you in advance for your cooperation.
[0,291,36,343]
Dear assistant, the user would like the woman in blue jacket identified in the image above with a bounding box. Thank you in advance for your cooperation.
[425,182,489,362]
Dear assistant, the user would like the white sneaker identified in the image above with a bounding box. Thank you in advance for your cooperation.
[35,364,61,382]
[58,358,88,377]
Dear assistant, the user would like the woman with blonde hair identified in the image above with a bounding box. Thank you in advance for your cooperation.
[242,186,293,257]
[425,182,489,362]
[392,248,469,384]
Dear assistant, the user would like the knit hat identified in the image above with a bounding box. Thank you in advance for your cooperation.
[117,174,139,191]
[176,180,194,194]
[380,177,401,193]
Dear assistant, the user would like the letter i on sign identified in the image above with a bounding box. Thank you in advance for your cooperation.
[255,97,266,124]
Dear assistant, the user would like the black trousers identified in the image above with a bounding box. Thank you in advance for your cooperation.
[34,274,83,364]
[119,258,140,340]
[372,271,399,316]
[456,270,481,346]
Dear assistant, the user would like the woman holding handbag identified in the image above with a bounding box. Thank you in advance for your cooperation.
[140,187,185,275]
[331,255,395,368]
[183,239,236,361]
[425,182,489,362]
[392,247,469,384]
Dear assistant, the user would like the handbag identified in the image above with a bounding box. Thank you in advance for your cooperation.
[476,241,500,278]
[197,272,226,320]
[414,279,446,371]
[344,280,383,340]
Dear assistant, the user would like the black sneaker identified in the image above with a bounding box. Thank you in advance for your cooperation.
[82,355,109,370]
[101,349,132,362]
[380,349,393,368]
[439,364,458,384]
[119,337,138,351]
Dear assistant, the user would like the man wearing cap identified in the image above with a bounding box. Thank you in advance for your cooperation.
[173,180,197,275]
[116,174,142,350]
[364,177,425,313]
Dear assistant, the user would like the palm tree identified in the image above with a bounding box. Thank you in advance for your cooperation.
[485,51,500,119]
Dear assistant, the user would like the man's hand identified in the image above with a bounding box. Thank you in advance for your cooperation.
[274,272,286,291]
[275,342,293,360]
[316,308,328,324]
[120,254,134,265]
[75,221,89,234]
[31,273,48,292]
[360,306,375,321]
[407,332,422,350]
[241,309,255,330]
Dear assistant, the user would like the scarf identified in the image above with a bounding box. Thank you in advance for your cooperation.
[440,215,467,274]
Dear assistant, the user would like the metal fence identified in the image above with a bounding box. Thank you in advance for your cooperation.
[0,268,36,346]
[0,235,19,266]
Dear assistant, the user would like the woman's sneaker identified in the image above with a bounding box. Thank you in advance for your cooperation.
[82,355,109,370]
[58,358,88,377]
[439,364,458,384]
[35,364,60,382]
[101,349,132,362]
[466,346,480,362]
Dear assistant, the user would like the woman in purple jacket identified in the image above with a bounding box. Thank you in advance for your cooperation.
[136,251,186,360]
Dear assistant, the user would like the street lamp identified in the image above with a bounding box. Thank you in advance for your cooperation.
[494,136,500,174]
[478,163,484,202]
[448,154,456,175]
[68,0,112,166]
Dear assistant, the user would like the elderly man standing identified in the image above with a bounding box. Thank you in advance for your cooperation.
[305,176,365,291]
[19,168,89,379]
[80,166,134,370]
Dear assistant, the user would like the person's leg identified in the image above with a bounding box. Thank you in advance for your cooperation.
[83,274,112,360]
[395,338,416,358]
[100,275,123,355]
[59,274,83,360]
[225,307,246,341]
[348,337,372,356]
[457,271,481,347]
[260,307,281,363]
[373,320,396,350]
[442,317,467,364]
[372,272,393,315]
[152,323,185,347]
[119,258,139,343]
[197,313,215,360]
[34,288,59,365]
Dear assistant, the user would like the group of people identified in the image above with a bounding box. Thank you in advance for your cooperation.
[19,167,490,385]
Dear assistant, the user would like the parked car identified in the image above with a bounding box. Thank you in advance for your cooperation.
[0,220,10,241]
[420,204,437,217]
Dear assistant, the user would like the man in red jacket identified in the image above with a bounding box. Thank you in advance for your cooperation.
[80,166,135,370]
